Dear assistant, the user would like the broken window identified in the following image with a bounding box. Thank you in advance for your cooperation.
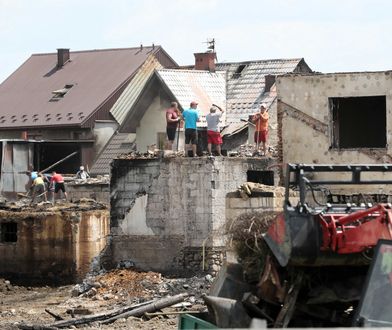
[330,96,386,148]
[232,64,247,79]
[50,84,74,102]
[247,170,274,186]
[1,222,17,243]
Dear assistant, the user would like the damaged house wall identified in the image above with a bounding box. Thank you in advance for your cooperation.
[277,71,392,192]
[0,209,109,284]
[109,157,274,274]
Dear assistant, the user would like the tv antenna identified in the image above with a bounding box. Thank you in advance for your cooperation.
[204,38,215,53]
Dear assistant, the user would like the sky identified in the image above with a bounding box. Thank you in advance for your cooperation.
[0,0,391,83]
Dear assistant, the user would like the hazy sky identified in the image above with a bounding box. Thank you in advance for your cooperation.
[1,0,391,83]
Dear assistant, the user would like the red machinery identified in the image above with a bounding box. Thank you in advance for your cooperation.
[265,164,392,266]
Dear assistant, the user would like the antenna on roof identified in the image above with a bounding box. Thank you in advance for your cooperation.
[204,38,215,53]
[140,43,143,51]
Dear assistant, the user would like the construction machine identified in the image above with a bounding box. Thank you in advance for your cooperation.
[259,164,392,327]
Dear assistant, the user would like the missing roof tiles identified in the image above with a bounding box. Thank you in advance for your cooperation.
[232,64,247,79]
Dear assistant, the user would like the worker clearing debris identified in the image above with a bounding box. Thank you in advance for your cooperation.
[251,103,269,156]
[30,174,47,205]
[50,171,68,202]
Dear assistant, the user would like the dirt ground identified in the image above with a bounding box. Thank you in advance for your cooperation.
[0,269,211,329]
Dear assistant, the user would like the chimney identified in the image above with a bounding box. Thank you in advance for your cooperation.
[194,52,216,72]
[264,74,276,92]
[57,48,70,68]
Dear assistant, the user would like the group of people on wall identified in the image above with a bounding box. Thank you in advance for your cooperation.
[165,101,269,157]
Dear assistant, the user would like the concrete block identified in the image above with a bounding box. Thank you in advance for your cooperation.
[229,197,251,209]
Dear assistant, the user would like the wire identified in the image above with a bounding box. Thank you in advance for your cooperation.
[305,180,327,207]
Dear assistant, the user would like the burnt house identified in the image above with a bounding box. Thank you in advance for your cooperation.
[216,57,312,150]
[0,46,177,194]
[276,70,392,192]
[90,52,312,167]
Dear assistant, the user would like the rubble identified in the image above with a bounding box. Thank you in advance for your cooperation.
[228,144,278,158]
[67,175,110,185]
[0,266,211,329]
[0,197,107,214]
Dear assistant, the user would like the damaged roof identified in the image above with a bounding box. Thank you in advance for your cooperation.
[0,46,177,129]
[156,69,226,126]
[216,58,311,123]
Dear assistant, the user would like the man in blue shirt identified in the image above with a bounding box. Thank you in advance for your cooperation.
[182,101,200,157]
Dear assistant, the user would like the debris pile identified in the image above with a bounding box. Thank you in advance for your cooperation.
[2,267,211,329]
[0,198,107,216]
[68,175,110,185]
[227,211,279,283]
[228,144,278,158]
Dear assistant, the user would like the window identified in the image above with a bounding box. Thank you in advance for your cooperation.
[330,96,386,148]
[50,84,74,102]
[1,222,17,243]
[247,170,274,186]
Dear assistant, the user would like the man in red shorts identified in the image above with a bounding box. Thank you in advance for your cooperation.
[206,104,224,156]
[252,103,269,155]
[50,171,68,202]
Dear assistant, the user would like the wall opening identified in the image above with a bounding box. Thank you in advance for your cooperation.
[330,96,386,148]
[34,143,81,173]
[1,222,17,243]
[247,170,274,186]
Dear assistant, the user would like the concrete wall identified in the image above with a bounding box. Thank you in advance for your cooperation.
[0,209,109,284]
[109,157,274,274]
[277,71,392,192]
[93,121,118,156]
[67,183,110,204]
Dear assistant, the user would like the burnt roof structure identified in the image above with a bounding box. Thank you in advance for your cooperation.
[215,58,312,123]
[0,46,177,129]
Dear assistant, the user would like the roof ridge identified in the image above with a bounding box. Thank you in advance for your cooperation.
[32,45,161,56]
[216,58,303,65]
[158,68,226,74]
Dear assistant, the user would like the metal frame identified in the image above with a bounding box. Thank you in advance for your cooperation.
[285,163,392,207]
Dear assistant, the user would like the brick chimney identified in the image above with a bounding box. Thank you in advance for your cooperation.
[194,52,216,72]
[57,48,70,68]
[264,74,276,92]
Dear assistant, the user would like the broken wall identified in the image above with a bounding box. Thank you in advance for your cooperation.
[0,209,109,284]
[109,157,274,274]
[277,71,392,192]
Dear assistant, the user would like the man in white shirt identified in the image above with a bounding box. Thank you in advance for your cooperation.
[206,104,224,156]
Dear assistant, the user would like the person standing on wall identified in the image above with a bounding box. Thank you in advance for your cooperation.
[30,174,47,205]
[165,101,181,150]
[50,171,68,202]
[206,104,224,156]
[182,101,200,157]
[252,103,269,156]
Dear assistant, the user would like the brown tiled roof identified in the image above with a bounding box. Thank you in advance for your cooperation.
[0,46,175,129]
